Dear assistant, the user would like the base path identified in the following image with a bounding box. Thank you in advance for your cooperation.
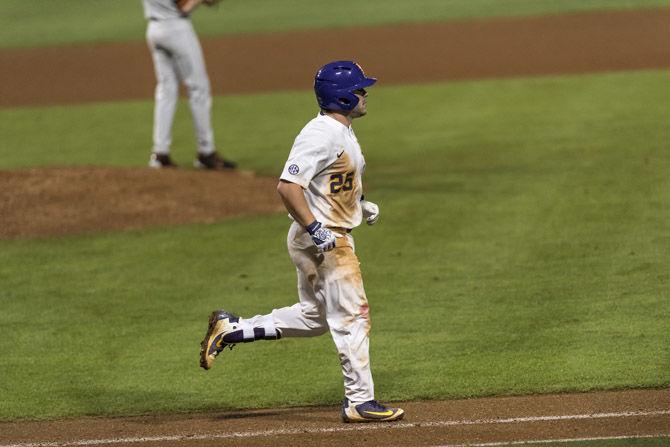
[0,389,668,447]
[2,9,670,107]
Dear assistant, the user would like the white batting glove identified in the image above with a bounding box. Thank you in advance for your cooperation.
[361,200,380,225]
[305,221,337,252]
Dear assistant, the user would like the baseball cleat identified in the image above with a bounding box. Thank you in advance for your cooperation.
[341,398,405,423]
[199,310,240,370]
[194,151,237,170]
[148,152,177,168]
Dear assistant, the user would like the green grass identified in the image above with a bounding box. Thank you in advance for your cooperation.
[498,437,670,447]
[1,70,669,420]
[0,93,311,172]
[1,0,670,48]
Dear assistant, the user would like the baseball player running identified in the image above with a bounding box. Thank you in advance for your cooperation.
[142,0,236,170]
[199,61,404,423]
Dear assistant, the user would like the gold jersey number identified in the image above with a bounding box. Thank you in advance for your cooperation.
[330,172,354,194]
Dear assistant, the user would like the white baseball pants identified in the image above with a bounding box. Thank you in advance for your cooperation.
[246,222,375,403]
[146,18,215,155]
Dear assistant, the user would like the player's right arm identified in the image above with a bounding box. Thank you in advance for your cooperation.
[276,180,315,228]
[277,180,336,252]
[175,0,220,14]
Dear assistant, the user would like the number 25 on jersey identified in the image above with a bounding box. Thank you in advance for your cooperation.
[330,172,353,194]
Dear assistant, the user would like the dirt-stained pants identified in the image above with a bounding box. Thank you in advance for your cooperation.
[246,222,374,403]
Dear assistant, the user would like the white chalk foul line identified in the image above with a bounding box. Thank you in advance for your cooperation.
[2,409,669,447]
[435,433,670,447]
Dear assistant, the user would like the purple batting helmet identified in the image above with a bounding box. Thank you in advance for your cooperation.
[314,61,377,112]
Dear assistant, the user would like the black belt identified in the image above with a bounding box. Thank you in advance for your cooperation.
[148,16,186,21]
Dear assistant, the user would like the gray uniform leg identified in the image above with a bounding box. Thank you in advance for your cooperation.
[146,18,215,155]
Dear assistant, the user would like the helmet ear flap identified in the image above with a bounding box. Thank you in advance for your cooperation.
[337,92,359,111]
[314,84,359,111]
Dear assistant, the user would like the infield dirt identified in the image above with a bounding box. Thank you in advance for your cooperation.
[1,9,669,446]
[0,167,283,239]
[0,389,668,446]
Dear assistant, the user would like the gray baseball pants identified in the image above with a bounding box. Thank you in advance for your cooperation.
[146,18,215,155]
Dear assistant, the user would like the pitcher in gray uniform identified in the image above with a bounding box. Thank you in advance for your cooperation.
[142,0,236,170]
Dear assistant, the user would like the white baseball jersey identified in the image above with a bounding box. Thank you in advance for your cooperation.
[280,113,366,230]
[240,113,377,403]
[142,0,185,20]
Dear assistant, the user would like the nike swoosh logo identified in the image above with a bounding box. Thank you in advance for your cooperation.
[337,150,345,158]
[363,410,395,417]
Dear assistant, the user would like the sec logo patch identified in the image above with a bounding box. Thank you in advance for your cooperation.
[288,164,300,175]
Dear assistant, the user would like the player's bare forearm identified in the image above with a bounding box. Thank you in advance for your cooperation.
[176,0,203,14]
[277,180,315,228]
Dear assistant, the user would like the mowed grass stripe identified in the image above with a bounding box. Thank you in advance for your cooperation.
[475,435,670,447]
[2,0,670,48]
[0,70,668,420]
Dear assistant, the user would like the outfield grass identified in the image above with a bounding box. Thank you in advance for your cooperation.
[1,0,670,48]
[1,70,669,420]
[500,437,670,447]
[0,93,310,172]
